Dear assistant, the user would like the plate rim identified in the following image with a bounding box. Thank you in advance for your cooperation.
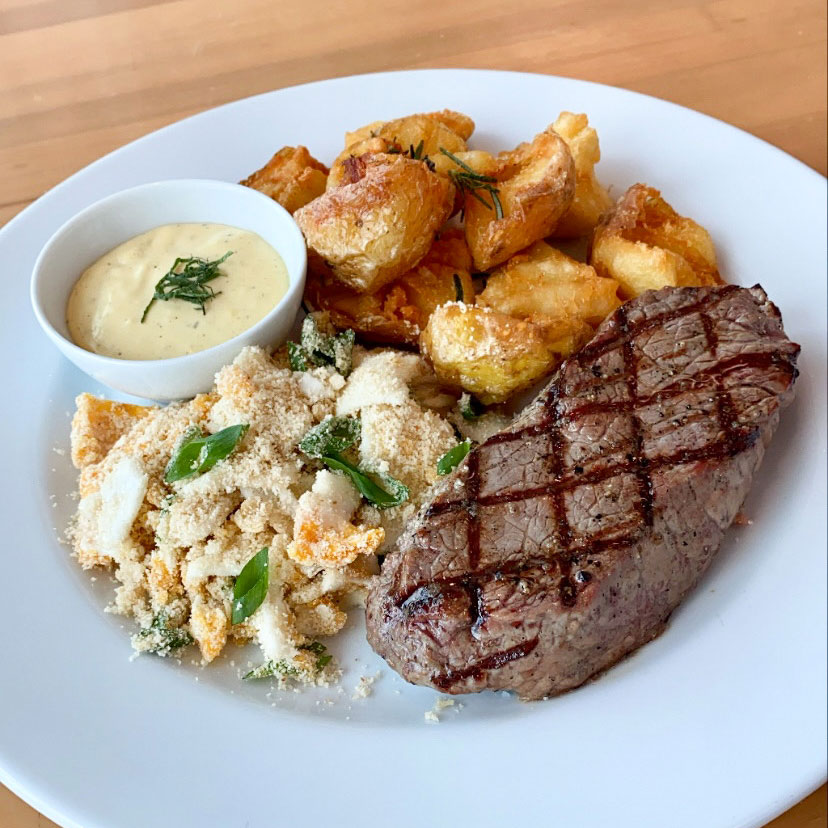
[1,68,825,828]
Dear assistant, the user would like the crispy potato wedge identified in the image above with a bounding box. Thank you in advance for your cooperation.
[329,111,472,189]
[295,153,455,293]
[549,112,614,238]
[342,108,474,147]
[461,127,575,272]
[305,230,474,346]
[590,183,721,298]
[240,146,328,213]
[420,303,591,403]
[71,393,154,469]
[479,241,620,327]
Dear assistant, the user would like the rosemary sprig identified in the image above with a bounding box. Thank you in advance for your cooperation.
[141,251,232,322]
[386,138,436,171]
[439,148,503,219]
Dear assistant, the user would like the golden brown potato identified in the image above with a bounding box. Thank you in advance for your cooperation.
[480,241,621,327]
[304,230,475,346]
[295,153,455,293]
[342,109,474,147]
[420,303,591,403]
[240,146,328,213]
[590,183,721,298]
[549,112,614,238]
[329,111,473,189]
[460,127,576,272]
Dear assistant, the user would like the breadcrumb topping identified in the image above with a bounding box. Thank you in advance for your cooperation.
[68,344,460,687]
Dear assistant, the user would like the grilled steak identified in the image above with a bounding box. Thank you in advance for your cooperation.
[366,285,799,700]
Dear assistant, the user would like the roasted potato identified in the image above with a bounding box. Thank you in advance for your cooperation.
[420,303,591,403]
[329,110,473,189]
[295,153,455,293]
[240,146,328,213]
[343,109,473,146]
[590,183,721,298]
[549,112,614,238]
[461,127,576,272]
[479,241,620,327]
[304,230,475,346]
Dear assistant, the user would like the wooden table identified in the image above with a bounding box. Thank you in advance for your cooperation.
[0,0,824,825]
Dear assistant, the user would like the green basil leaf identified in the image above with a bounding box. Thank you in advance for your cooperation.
[321,453,408,509]
[296,314,355,376]
[287,341,308,372]
[164,424,249,483]
[437,440,472,475]
[299,641,333,671]
[231,547,269,625]
[299,416,361,458]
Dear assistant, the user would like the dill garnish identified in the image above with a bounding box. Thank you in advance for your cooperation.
[439,148,503,219]
[141,251,232,323]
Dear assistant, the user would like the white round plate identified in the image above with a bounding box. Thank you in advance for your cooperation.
[0,70,825,828]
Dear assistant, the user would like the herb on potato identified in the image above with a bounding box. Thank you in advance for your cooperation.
[243,641,331,680]
[164,424,249,484]
[439,148,503,219]
[136,611,193,654]
[231,547,269,625]
[300,417,409,509]
[288,314,355,376]
[437,439,472,475]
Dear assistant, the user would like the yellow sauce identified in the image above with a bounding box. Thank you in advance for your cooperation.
[66,223,289,360]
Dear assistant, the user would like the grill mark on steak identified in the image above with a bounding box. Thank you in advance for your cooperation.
[368,285,800,699]
[617,304,656,529]
[432,638,540,691]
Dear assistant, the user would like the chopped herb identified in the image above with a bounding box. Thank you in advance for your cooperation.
[244,642,332,679]
[287,314,355,376]
[437,439,472,475]
[459,392,485,420]
[243,660,298,680]
[299,417,409,510]
[317,454,409,509]
[164,424,248,484]
[136,612,193,653]
[299,641,333,671]
[141,252,232,322]
[453,273,464,302]
[385,138,436,170]
[287,341,308,372]
[439,148,503,220]
[231,547,269,624]
[299,416,361,458]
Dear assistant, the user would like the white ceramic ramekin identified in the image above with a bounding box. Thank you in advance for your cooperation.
[30,179,307,400]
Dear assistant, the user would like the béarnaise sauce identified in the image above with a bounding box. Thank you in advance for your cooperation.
[66,223,289,360]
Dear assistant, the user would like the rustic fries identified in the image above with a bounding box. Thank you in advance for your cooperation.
[421,304,590,404]
[240,146,328,213]
[295,153,454,293]
[304,230,474,346]
[480,241,620,327]
[461,127,575,272]
[549,112,613,238]
[590,183,721,298]
[242,109,724,407]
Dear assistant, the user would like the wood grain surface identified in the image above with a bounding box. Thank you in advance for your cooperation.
[0,0,825,825]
